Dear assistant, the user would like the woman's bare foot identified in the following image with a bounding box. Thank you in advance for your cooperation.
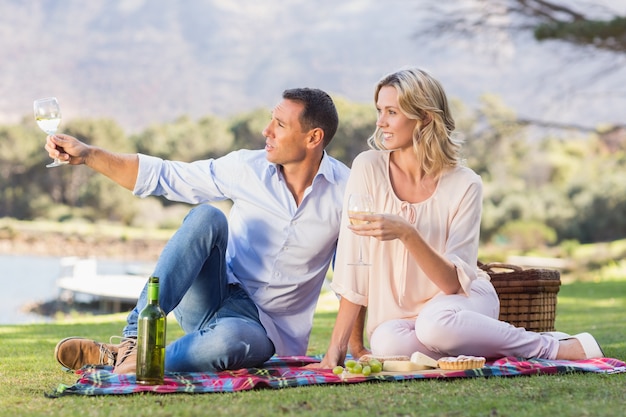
[349,346,371,361]
[555,333,604,360]
[556,338,586,360]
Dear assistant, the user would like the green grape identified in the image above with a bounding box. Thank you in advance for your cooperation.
[345,359,358,369]
[369,359,382,373]
[348,363,363,374]
[337,358,383,376]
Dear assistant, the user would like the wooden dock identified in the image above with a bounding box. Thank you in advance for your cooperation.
[56,257,149,313]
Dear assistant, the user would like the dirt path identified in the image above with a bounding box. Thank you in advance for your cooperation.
[0,230,167,261]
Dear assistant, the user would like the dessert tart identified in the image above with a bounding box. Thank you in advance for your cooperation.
[437,355,486,370]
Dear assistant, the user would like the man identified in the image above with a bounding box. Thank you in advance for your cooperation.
[49,88,350,373]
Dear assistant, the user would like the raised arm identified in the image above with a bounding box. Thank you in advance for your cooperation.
[46,134,139,191]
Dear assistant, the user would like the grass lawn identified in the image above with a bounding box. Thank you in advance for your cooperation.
[0,278,624,417]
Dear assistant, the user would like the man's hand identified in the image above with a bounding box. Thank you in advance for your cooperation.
[45,134,90,165]
[44,133,139,191]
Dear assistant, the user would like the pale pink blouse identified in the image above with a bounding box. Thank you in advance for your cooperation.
[330,150,486,339]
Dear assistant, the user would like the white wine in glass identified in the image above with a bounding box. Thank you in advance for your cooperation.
[347,193,374,266]
[34,97,68,168]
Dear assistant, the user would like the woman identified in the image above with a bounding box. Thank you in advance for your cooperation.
[311,67,603,369]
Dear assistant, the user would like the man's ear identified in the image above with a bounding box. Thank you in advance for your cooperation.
[308,127,324,147]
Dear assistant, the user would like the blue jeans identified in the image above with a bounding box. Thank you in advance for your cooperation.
[123,204,276,372]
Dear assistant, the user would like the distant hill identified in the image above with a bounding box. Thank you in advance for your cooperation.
[1,0,624,133]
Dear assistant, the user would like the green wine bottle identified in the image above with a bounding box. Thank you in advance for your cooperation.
[136,276,166,385]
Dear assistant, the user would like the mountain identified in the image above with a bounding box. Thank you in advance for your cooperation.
[1,0,624,133]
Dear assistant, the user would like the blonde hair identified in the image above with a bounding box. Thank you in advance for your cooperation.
[367,68,462,179]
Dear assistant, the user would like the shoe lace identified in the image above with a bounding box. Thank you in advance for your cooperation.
[110,336,137,366]
[109,335,134,344]
[96,341,117,366]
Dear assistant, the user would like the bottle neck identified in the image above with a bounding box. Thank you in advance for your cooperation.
[147,281,159,304]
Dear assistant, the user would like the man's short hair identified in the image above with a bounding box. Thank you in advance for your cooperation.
[282,88,338,147]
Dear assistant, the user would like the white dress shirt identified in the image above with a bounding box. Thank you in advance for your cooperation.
[134,149,350,355]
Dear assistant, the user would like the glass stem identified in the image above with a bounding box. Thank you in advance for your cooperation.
[358,239,364,263]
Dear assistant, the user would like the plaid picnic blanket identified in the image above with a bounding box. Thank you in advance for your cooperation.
[47,356,626,397]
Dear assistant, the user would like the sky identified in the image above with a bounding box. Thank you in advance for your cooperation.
[1,0,624,133]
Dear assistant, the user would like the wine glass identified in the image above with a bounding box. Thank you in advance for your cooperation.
[34,97,68,168]
[347,193,374,266]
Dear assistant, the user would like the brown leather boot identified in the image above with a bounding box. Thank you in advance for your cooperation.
[113,337,138,374]
[54,337,118,370]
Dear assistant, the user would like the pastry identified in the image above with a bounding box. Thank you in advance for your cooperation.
[437,355,486,370]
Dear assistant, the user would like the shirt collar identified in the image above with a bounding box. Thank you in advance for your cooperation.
[316,151,339,184]
[265,151,338,185]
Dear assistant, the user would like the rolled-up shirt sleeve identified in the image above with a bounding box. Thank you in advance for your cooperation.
[133,154,164,198]
[444,178,483,296]
[133,153,228,203]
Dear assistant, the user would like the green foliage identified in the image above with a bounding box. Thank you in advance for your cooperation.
[80,175,139,224]
[0,121,43,173]
[229,108,270,150]
[458,94,529,182]
[132,115,234,161]
[3,93,626,244]
[327,96,376,166]
[565,174,626,242]
[535,17,626,45]
[0,121,51,219]
[65,118,131,152]
[496,220,557,251]
[459,95,626,246]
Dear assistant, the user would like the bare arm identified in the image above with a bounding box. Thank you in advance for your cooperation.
[307,296,363,369]
[348,305,370,360]
[46,134,139,191]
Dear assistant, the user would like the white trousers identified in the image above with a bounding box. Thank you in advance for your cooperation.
[369,279,560,360]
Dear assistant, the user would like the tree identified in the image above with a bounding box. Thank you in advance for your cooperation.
[418,0,626,132]
[0,120,47,218]
[228,108,270,151]
[457,94,529,183]
[131,115,234,162]
[328,97,377,166]
[420,0,626,53]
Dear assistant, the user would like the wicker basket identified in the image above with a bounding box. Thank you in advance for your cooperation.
[479,262,561,332]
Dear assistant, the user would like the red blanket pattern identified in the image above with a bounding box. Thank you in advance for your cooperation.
[47,356,626,397]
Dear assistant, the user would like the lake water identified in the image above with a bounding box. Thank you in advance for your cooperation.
[0,254,153,325]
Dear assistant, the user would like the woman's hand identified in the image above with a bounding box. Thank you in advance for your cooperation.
[350,212,461,294]
[305,344,347,370]
[348,213,412,242]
